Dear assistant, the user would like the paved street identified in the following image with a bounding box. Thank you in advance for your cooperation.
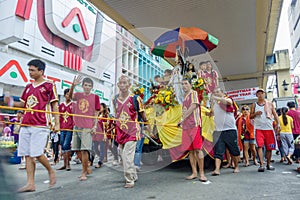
[1,153,300,200]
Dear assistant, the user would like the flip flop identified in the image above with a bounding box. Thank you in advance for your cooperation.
[79,176,87,181]
[57,166,66,170]
[95,164,102,168]
[211,172,220,176]
[286,157,293,165]
[185,176,197,180]
[124,183,134,188]
[199,177,208,182]
[17,186,36,193]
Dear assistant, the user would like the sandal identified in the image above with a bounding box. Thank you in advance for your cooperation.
[95,164,102,168]
[185,175,197,180]
[124,183,134,188]
[258,166,265,172]
[286,157,293,165]
[211,171,220,176]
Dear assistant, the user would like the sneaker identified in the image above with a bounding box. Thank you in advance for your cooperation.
[266,165,275,170]
[18,164,26,170]
[258,166,265,172]
[112,160,118,166]
[134,165,141,172]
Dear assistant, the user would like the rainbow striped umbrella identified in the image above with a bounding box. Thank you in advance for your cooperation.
[151,27,218,58]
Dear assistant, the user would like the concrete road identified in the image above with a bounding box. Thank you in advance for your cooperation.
[1,153,300,200]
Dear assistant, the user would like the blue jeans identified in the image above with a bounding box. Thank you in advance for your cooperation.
[60,131,73,152]
[92,141,105,164]
[134,137,145,167]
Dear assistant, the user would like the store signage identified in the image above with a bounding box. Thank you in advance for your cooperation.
[0,53,111,103]
[77,0,97,14]
[44,0,97,47]
[226,87,258,101]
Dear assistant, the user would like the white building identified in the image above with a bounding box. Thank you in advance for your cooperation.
[0,0,116,105]
[288,0,300,70]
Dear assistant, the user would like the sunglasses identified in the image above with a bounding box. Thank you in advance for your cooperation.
[242,108,249,111]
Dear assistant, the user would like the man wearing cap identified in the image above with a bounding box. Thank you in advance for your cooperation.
[250,88,280,172]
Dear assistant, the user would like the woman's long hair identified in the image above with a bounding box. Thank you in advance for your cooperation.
[100,103,108,116]
[281,107,289,126]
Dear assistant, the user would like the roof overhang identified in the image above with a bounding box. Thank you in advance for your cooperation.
[89,0,283,90]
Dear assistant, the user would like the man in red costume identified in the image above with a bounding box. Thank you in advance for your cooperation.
[113,75,149,188]
[6,59,59,192]
[178,78,207,182]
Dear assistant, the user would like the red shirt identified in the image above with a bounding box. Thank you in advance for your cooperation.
[114,94,142,144]
[202,70,218,93]
[73,93,100,129]
[92,114,107,141]
[59,102,74,130]
[182,90,201,130]
[106,114,115,139]
[20,81,58,127]
[287,109,300,134]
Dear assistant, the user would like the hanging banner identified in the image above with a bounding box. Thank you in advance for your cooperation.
[225,87,258,101]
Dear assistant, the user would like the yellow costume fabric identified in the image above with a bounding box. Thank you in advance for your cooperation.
[145,105,215,149]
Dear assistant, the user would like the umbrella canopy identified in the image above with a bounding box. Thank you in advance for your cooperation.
[151,27,218,58]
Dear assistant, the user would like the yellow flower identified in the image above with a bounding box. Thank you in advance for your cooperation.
[165,95,171,103]
[159,97,164,102]
[198,78,204,86]
[140,87,145,93]
[154,98,160,104]
[165,91,172,96]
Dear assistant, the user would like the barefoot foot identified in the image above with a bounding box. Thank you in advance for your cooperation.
[17,185,36,193]
[49,171,56,188]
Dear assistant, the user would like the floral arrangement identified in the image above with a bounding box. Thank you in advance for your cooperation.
[191,77,208,101]
[130,83,145,99]
[153,86,178,110]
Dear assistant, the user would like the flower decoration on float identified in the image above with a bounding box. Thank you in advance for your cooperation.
[153,86,178,110]
[130,83,145,99]
[191,77,208,101]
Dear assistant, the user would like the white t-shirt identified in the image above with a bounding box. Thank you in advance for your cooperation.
[213,102,237,131]
[253,102,274,130]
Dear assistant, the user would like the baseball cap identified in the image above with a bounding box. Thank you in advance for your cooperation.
[256,88,265,94]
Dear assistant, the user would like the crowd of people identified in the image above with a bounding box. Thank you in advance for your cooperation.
[2,58,300,192]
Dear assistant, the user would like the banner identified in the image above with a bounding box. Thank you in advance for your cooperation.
[225,87,258,101]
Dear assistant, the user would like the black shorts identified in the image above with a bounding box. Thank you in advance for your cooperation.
[213,129,240,160]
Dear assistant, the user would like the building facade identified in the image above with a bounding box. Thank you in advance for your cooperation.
[116,25,172,101]
[288,0,300,70]
[0,0,116,105]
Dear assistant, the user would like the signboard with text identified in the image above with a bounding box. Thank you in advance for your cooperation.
[0,53,112,104]
[226,87,258,101]
[44,0,97,47]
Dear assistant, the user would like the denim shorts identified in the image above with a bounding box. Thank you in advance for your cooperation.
[243,139,256,145]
